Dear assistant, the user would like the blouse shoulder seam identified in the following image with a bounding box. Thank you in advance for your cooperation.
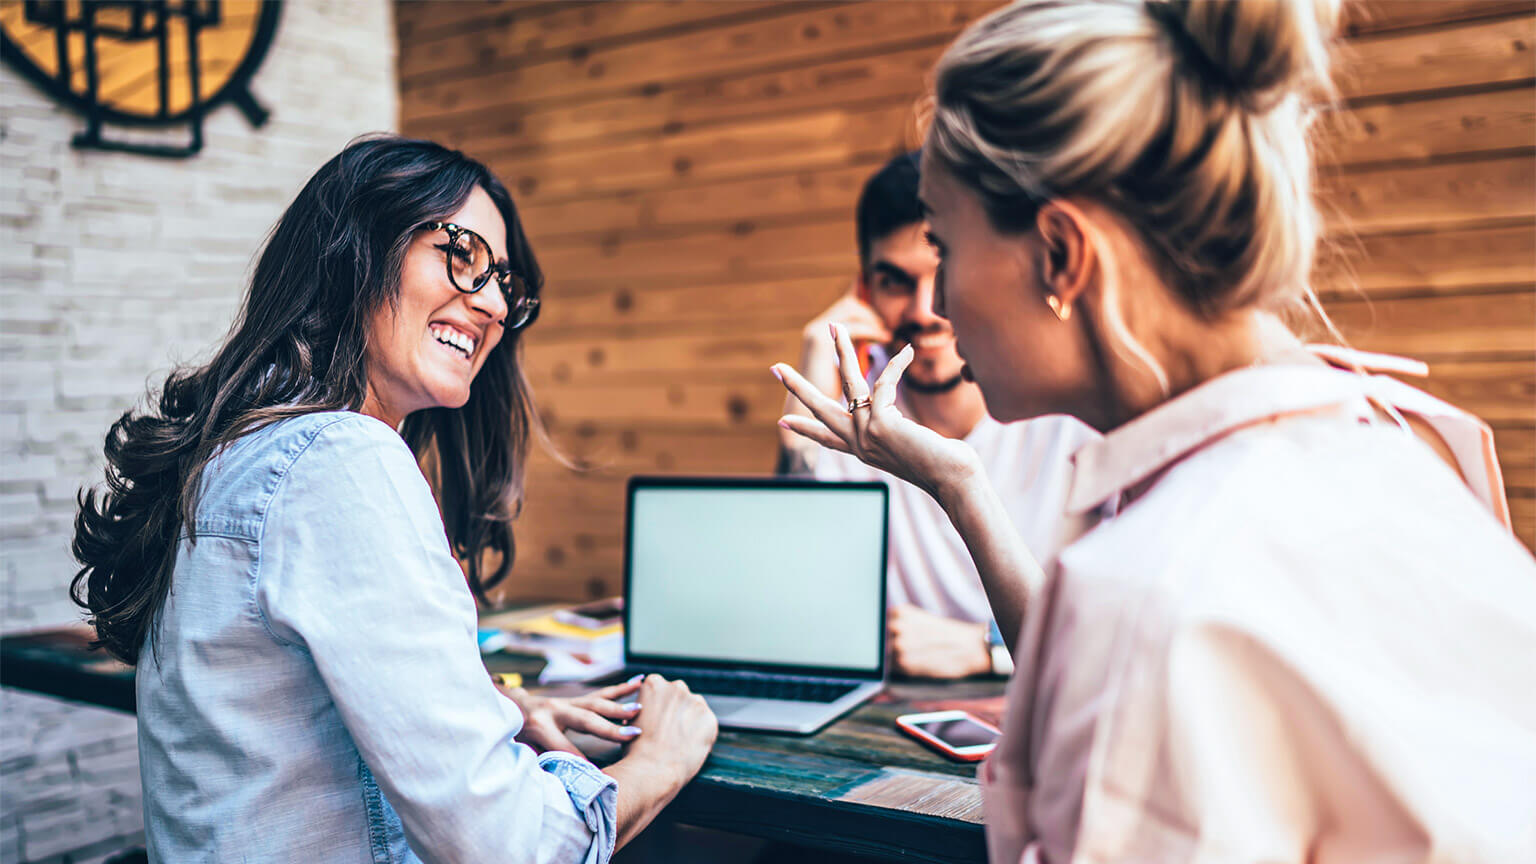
[250,412,381,648]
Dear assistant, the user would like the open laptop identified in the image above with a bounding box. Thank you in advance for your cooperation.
[610,476,889,735]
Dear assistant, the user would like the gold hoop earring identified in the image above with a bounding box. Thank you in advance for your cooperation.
[1045,293,1072,322]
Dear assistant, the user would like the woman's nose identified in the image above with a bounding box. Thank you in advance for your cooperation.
[466,280,509,323]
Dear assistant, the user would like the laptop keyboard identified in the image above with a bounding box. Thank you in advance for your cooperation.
[630,668,862,703]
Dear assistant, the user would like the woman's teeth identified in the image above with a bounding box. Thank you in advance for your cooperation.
[430,325,474,357]
[910,332,953,350]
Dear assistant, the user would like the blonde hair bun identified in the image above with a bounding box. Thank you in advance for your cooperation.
[1148,0,1340,110]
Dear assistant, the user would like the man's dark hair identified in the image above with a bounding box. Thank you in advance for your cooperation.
[855,151,923,266]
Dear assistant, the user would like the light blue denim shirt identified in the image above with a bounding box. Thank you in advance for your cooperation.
[137,411,616,863]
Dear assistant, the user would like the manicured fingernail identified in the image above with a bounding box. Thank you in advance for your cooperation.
[621,702,641,712]
[621,726,642,737]
[770,366,783,382]
[626,673,644,684]
[828,322,838,340]
[777,419,792,431]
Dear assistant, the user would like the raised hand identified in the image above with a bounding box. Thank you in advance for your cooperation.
[774,322,983,503]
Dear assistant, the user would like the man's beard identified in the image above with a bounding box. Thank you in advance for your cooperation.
[893,324,966,395]
[902,370,966,394]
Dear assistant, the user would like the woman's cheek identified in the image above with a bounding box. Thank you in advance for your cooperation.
[944,266,984,345]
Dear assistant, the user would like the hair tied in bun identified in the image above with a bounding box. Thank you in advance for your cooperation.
[1144,1,1244,103]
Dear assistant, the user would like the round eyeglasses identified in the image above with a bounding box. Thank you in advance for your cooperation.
[419,221,541,330]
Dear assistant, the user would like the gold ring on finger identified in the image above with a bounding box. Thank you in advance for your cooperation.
[847,395,872,413]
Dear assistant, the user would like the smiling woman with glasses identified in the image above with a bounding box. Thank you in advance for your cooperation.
[70,134,716,863]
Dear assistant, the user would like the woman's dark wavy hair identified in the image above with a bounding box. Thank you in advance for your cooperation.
[72,134,542,664]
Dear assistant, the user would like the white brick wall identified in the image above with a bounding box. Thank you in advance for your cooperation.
[1,2,397,859]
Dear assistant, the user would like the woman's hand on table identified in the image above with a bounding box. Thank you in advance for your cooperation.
[622,675,718,785]
[773,322,984,504]
[605,675,719,850]
[497,676,644,757]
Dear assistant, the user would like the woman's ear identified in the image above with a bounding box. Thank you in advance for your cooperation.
[1035,201,1097,313]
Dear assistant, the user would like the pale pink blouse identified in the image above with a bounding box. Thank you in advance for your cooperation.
[982,359,1536,863]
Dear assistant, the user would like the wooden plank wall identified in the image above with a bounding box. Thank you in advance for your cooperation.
[396,0,1536,602]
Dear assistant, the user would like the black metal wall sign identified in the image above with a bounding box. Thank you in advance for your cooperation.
[0,1,282,158]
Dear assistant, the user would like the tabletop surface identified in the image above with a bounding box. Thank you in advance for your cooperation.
[4,624,1003,862]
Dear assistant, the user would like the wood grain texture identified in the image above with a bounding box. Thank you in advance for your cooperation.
[1512,496,1535,548]
[837,768,985,823]
[1340,15,1535,102]
[1494,423,1536,480]
[400,2,994,122]
[1324,291,1535,360]
[486,101,916,204]
[1320,153,1536,234]
[396,1,1536,603]
[1344,1,1534,37]
[1324,85,1535,168]
[398,1,812,83]
[435,41,947,156]
[1316,221,1534,299]
[533,274,845,335]
[1413,359,1536,427]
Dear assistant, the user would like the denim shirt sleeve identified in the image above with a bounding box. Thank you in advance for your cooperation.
[538,753,617,863]
[255,414,615,863]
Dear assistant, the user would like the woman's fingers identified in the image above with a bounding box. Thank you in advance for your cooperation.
[591,679,642,701]
[872,344,915,410]
[569,695,641,721]
[829,323,870,403]
[522,720,583,756]
[559,706,642,744]
[772,362,856,444]
[777,414,853,453]
[831,322,874,446]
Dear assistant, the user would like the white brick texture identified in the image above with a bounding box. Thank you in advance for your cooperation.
[1,2,397,860]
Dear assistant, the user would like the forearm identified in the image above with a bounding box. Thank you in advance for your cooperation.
[604,756,686,851]
[936,475,1044,657]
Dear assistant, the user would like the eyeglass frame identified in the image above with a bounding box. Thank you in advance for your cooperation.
[418,221,541,330]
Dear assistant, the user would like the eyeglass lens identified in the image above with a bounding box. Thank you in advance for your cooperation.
[447,229,494,292]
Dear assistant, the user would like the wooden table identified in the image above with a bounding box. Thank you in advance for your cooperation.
[4,626,999,863]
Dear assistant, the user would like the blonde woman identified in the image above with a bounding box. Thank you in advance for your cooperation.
[773,0,1536,860]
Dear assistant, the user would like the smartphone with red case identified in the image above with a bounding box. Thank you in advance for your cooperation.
[895,710,1002,762]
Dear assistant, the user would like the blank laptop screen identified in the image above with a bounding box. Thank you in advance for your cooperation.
[626,483,886,673]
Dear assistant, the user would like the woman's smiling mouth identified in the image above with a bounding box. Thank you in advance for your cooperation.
[429,323,477,359]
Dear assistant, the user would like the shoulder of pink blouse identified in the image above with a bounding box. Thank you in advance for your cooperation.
[1307,344,1511,530]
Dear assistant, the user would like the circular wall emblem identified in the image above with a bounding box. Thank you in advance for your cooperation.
[0,1,282,157]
